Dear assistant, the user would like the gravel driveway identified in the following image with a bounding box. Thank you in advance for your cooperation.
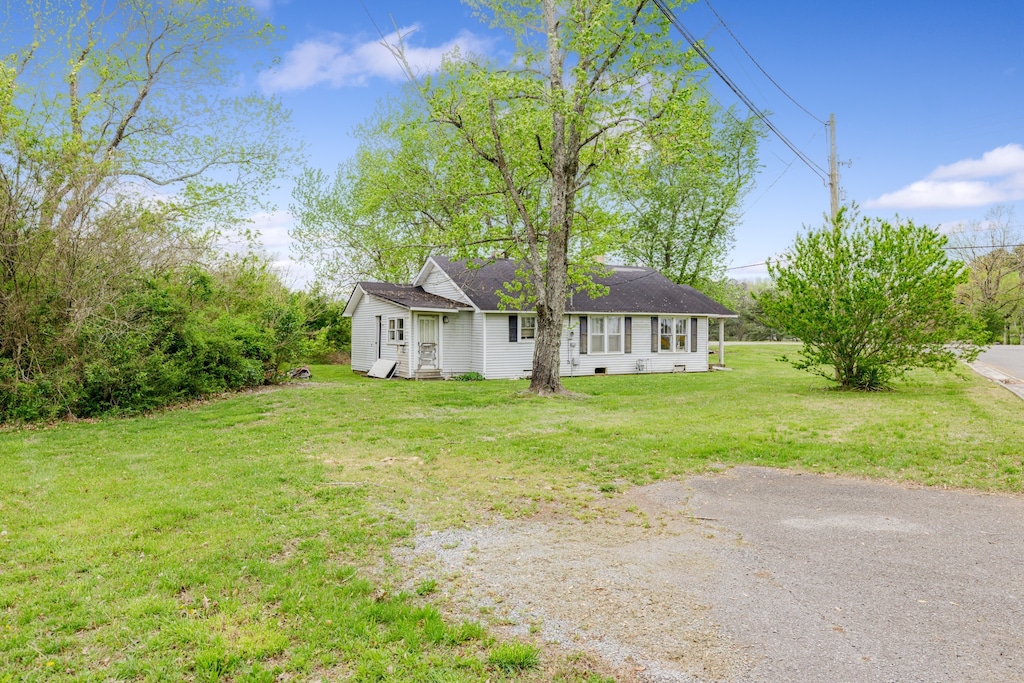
[404,468,1024,682]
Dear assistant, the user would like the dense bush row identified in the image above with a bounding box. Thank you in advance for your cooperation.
[0,259,349,423]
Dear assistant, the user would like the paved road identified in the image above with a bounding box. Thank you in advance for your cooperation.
[976,346,1024,381]
[971,346,1024,400]
[685,468,1024,683]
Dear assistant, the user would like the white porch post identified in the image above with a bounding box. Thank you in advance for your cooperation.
[718,318,725,366]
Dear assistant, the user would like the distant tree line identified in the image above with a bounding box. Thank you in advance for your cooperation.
[719,280,787,341]
[946,206,1024,345]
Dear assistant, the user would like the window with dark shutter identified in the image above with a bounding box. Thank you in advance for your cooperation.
[624,316,632,354]
[579,316,588,354]
[651,316,659,352]
[691,317,698,352]
[508,315,518,342]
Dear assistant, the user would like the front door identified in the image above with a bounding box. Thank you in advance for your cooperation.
[417,315,439,370]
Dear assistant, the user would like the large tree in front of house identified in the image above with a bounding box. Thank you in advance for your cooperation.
[290,0,745,395]
[424,0,711,395]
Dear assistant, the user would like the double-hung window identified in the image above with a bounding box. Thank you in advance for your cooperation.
[589,316,623,354]
[659,317,689,352]
[520,315,536,340]
[387,317,405,343]
[607,316,623,353]
[675,318,687,351]
[659,318,673,351]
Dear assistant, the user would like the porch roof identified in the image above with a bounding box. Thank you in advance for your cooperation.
[358,282,470,311]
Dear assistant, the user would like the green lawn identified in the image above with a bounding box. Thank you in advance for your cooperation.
[2,345,1022,681]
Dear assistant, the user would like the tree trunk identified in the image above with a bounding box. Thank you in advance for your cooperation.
[530,297,564,395]
[528,156,572,394]
[526,0,574,396]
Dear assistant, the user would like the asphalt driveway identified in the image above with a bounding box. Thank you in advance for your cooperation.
[685,467,1024,682]
[408,467,1024,682]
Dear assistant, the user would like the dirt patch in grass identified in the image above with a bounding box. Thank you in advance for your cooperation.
[397,481,751,682]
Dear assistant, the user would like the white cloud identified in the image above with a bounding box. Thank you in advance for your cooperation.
[867,144,1024,209]
[929,144,1024,180]
[259,25,489,93]
[249,209,295,253]
[220,211,316,289]
[867,179,1014,209]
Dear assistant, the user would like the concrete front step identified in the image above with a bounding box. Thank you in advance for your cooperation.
[414,370,444,380]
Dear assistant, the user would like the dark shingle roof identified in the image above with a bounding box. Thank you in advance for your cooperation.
[431,256,736,316]
[358,282,468,310]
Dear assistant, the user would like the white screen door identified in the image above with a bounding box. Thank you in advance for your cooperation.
[417,315,439,370]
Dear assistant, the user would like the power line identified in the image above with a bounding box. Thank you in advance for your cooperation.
[702,0,825,125]
[739,153,799,217]
[944,244,1024,250]
[650,0,829,183]
[726,260,768,271]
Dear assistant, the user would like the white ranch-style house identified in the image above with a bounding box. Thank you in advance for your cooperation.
[342,256,737,380]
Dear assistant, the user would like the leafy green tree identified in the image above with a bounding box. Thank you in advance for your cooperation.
[297,287,352,362]
[420,0,718,395]
[759,208,983,390]
[290,94,483,287]
[721,279,784,341]
[0,0,301,420]
[619,103,762,291]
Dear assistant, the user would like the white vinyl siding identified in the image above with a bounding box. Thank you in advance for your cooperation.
[561,315,709,377]
[352,297,714,380]
[471,311,487,375]
[349,294,411,377]
[419,262,474,305]
[439,311,474,376]
[482,313,537,379]
[476,313,711,379]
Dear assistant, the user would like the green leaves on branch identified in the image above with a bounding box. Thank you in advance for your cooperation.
[3,0,297,232]
[619,101,763,290]
[291,0,754,297]
[759,208,985,390]
[946,205,1024,344]
[0,0,306,421]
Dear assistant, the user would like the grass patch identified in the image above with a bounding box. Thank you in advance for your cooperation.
[488,642,540,671]
[1,344,1022,679]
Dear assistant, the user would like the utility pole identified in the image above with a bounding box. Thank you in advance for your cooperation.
[829,113,840,220]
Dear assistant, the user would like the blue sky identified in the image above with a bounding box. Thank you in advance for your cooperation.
[246,0,1023,285]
